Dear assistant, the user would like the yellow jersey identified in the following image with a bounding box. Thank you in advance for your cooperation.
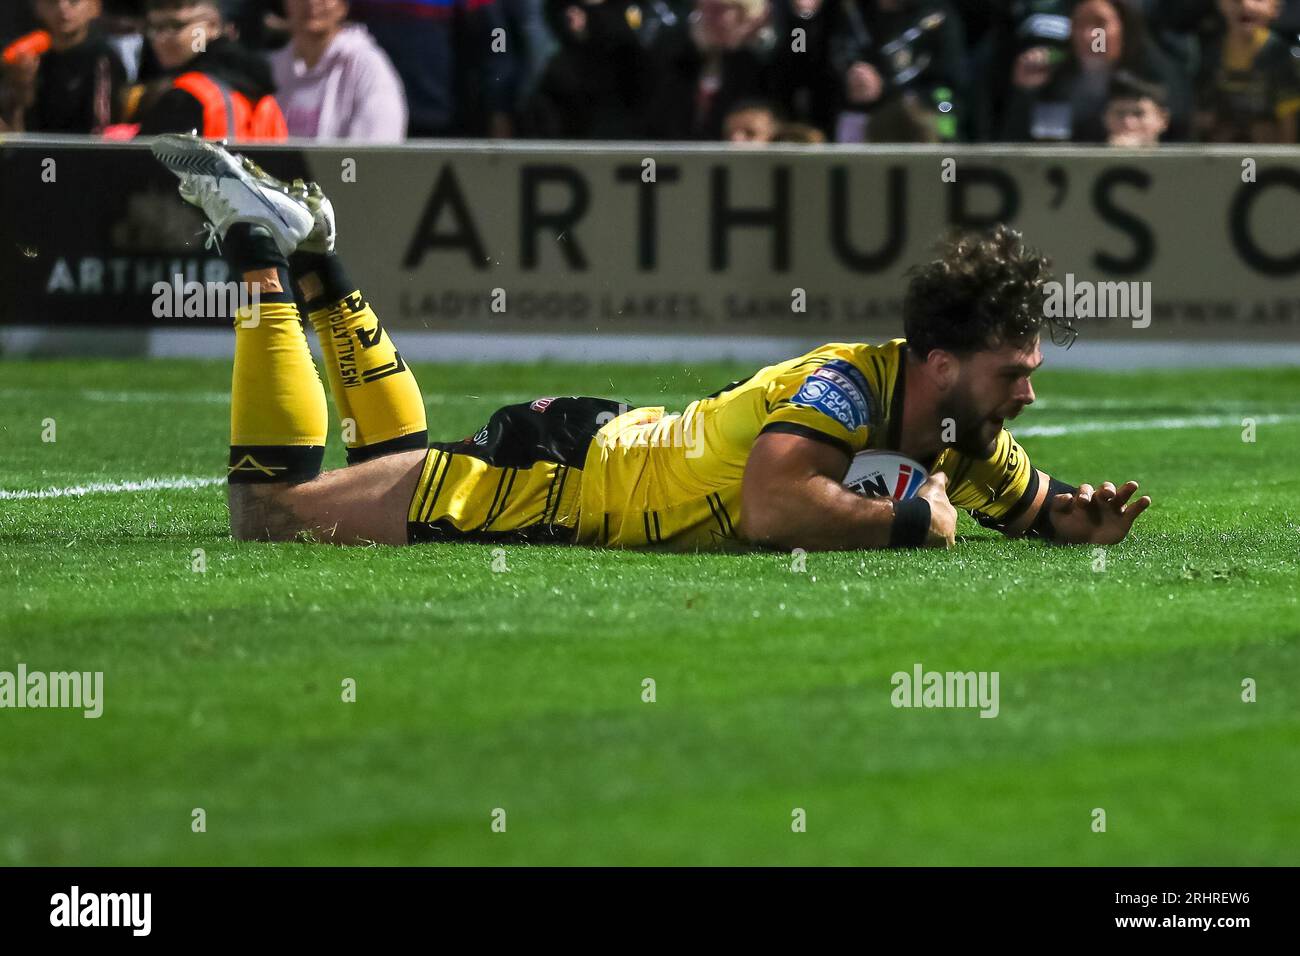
[576,339,1037,549]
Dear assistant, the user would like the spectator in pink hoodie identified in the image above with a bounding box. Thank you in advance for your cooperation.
[270,0,407,141]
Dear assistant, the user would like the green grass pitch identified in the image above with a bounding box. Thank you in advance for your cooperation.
[1,358,1297,865]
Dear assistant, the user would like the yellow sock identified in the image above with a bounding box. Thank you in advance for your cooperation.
[295,256,426,464]
[306,300,355,442]
[228,273,327,484]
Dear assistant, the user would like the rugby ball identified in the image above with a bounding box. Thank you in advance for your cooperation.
[842,450,928,501]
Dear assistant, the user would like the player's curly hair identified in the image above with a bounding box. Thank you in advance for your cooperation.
[902,225,1075,359]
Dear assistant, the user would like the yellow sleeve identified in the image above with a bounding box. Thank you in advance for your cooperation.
[760,356,877,454]
[938,429,1036,526]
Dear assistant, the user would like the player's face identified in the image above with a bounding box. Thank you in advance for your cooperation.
[942,340,1041,457]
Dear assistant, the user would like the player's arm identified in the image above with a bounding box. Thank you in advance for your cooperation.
[957,430,1151,545]
[739,430,956,550]
[970,459,1151,545]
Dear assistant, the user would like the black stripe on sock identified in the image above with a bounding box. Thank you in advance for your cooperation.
[227,445,323,484]
[347,430,428,466]
[289,251,356,307]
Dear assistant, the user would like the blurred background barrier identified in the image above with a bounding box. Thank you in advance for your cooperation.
[4,137,1300,361]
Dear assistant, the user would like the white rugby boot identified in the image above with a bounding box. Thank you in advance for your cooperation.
[150,133,313,258]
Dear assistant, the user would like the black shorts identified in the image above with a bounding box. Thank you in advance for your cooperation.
[406,396,623,544]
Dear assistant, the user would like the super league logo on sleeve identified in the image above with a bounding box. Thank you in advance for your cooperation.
[790,360,874,431]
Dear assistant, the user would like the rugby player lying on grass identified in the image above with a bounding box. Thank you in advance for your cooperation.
[152,134,1151,551]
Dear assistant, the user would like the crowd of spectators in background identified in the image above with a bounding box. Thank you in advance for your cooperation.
[3,0,1300,146]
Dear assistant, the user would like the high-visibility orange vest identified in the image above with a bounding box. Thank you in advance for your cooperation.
[2,30,51,64]
[172,72,287,142]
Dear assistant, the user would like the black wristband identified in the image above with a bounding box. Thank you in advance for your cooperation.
[1028,476,1078,541]
[889,497,931,548]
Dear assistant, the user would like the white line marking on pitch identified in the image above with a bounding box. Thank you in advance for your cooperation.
[1031,398,1300,412]
[1014,413,1296,438]
[75,391,546,407]
[9,388,1289,416]
[0,476,225,500]
[2,414,1294,501]
[0,388,538,406]
[81,390,229,404]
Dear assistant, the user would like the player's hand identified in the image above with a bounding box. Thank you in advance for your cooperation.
[916,471,956,549]
[1047,480,1151,545]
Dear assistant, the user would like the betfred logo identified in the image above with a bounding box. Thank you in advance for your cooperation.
[530,397,557,413]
